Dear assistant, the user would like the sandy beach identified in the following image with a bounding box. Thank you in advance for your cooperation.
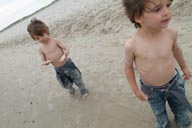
[0,0,192,128]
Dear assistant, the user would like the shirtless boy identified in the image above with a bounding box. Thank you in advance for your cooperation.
[27,18,88,100]
[123,0,191,127]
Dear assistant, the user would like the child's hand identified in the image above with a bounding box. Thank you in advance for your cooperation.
[134,89,148,101]
[58,53,67,62]
[61,55,66,61]
[41,60,52,66]
[182,67,191,80]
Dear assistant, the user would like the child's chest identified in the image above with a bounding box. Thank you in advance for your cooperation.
[135,39,173,60]
[42,43,62,56]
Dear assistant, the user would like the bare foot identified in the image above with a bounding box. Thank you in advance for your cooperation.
[82,92,89,100]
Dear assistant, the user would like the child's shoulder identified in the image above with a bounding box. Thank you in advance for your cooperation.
[124,34,137,50]
[51,38,60,43]
[167,28,178,39]
[38,45,44,53]
[50,38,64,45]
[52,38,64,43]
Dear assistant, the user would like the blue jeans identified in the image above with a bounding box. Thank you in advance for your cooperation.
[140,70,191,128]
[54,58,88,95]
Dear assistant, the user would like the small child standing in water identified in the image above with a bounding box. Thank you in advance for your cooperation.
[27,18,88,100]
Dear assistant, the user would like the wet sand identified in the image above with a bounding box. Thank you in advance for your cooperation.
[0,0,192,128]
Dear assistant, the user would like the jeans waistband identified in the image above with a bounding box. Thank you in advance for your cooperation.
[54,58,71,70]
[140,69,192,113]
[140,69,178,90]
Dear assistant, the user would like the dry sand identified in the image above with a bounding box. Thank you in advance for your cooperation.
[0,0,192,128]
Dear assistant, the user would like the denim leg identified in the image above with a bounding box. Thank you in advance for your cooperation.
[56,73,76,94]
[55,64,75,94]
[168,96,190,128]
[141,84,170,128]
[56,73,73,89]
[148,93,170,128]
[70,68,88,95]
[61,59,88,95]
[167,79,191,128]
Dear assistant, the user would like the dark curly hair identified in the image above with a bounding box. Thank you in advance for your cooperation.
[122,0,173,28]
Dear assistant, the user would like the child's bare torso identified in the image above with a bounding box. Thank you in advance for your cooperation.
[134,29,176,86]
[41,40,67,67]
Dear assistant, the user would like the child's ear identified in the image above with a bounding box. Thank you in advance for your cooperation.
[135,16,143,24]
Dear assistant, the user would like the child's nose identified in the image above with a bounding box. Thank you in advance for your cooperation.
[163,7,171,16]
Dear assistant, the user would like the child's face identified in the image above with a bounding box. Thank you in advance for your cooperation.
[138,0,172,29]
[33,33,49,43]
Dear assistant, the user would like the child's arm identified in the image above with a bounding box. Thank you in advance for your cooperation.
[171,29,191,80]
[124,40,148,101]
[56,41,70,56]
[38,48,52,66]
[56,40,70,62]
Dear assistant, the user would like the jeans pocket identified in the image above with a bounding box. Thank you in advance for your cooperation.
[67,61,76,69]
[147,93,154,100]
[175,78,185,93]
[141,86,155,100]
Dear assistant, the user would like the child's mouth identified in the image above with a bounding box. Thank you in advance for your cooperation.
[161,18,170,25]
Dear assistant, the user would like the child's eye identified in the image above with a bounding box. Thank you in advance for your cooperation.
[167,3,171,8]
[153,7,162,12]
[167,0,173,7]
[36,37,41,40]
